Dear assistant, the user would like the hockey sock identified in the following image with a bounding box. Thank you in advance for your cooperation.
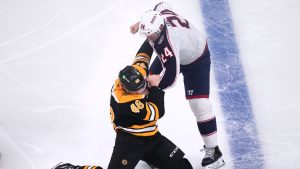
[197,116,218,148]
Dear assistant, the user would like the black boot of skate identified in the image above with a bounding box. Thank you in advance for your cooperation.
[53,162,103,169]
[201,146,225,169]
[53,163,79,169]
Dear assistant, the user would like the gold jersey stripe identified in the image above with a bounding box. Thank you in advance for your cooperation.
[133,57,150,64]
[116,126,158,136]
[136,53,151,60]
[129,121,156,129]
[131,127,158,136]
[115,125,157,133]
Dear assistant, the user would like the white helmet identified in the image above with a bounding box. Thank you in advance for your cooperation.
[139,10,165,38]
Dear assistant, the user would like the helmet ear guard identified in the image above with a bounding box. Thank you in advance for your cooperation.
[118,65,147,92]
[138,10,165,38]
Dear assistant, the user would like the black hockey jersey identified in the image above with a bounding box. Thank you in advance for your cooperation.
[110,80,165,136]
[109,41,164,137]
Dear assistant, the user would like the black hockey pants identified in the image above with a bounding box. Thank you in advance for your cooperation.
[107,131,193,169]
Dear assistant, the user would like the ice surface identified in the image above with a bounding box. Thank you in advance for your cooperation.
[0,0,300,169]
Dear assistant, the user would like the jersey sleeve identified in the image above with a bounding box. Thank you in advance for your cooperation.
[147,87,165,118]
[133,40,153,71]
[149,56,163,75]
[158,54,178,89]
[158,30,180,90]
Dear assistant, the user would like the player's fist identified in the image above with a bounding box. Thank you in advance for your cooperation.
[146,74,160,87]
[130,22,140,34]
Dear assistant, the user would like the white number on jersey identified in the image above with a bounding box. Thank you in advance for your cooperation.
[161,47,173,63]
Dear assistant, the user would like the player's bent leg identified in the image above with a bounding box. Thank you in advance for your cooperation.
[107,132,146,169]
[107,146,140,169]
[144,155,193,169]
[142,135,192,169]
[171,158,193,169]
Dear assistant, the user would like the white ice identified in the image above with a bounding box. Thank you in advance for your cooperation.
[0,0,299,169]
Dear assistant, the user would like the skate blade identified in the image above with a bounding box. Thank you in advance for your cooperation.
[202,158,225,169]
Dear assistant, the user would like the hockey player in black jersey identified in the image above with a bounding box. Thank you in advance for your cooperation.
[106,64,193,169]
[54,43,193,169]
[105,42,193,168]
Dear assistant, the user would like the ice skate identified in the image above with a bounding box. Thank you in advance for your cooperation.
[52,162,103,169]
[52,162,78,169]
[201,146,225,169]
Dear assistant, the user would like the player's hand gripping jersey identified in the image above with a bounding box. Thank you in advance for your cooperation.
[138,2,208,90]
[110,42,165,137]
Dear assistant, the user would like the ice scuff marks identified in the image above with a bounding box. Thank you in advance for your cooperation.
[200,0,264,168]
